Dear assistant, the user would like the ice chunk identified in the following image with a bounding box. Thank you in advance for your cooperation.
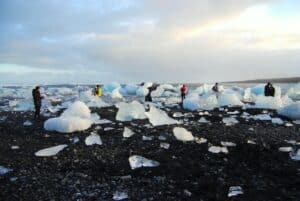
[252,114,272,121]
[278,147,293,152]
[11,146,20,150]
[278,102,300,120]
[112,88,123,99]
[145,106,178,126]
[194,137,207,144]
[293,120,300,124]
[116,101,147,121]
[113,191,128,201]
[23,120,33,126]
[44,101,94,133]
[198,117,209,123]
[173,127,194,142]
[123,127,135,138]
[286,83,300,100]
[218,93,244,107]
[222,117,239,126]
[160,142,170,149]
[208,146,228,154]
[123,84,138,95]
[247,140,256,144]
[128,155,160,170]
[85,132,102,146]
[271,118,284,125]
[80,90,110,108]
[103,82,121,93]
[228,186,243,197]
[35,144,68,157]
[142,135,154,141]
[221,141,236,147]
[183,94,218,111]
[227,111,239,115]
[0,166,12,175]
[290,149,300,161]
[254,96,283,109]
[104,127,114,131]
[173,112,184,118]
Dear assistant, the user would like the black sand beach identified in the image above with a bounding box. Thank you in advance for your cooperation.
[0,106,300,201]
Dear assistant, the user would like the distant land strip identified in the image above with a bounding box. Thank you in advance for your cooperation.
[225,77,300,84]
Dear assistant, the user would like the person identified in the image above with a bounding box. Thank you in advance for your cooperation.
[264,82,275,97]
[180,84,188,102]
[94,85,102,97]
[212,83,219,93]
[32,86,43,119]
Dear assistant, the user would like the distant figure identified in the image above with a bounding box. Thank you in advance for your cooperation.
[145,89,152,102]
[32,86,43,119]
[94,85,102,97]
[180,84,188,102]
[212,83,219,93]
[264,82,275,97]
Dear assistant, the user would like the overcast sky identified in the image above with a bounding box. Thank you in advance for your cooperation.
[0,0,299,85]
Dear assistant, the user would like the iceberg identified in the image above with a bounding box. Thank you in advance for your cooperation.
[218,93,244,107]
[278,102,300,120]
[145,106,178,126]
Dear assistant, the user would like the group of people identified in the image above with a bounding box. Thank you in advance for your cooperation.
[31,82,276,119]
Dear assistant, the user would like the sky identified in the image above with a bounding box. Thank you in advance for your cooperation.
[0,0,300,85]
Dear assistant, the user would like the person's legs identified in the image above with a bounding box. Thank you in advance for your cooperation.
[34,104,41,118]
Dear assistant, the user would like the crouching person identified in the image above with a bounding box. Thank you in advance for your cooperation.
[264,82,275,97]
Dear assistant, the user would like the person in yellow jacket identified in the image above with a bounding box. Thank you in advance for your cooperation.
[94,85,102,97]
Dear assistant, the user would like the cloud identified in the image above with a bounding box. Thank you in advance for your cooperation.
[0,0,299,84]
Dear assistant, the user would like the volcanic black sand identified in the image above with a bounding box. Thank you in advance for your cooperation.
[0,106,300,201]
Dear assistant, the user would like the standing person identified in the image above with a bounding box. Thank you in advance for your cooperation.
[180,84,188,102]
[264,82,275,97]
[212,83,219,93]
[94,85,102,97]
[32,86,43,119]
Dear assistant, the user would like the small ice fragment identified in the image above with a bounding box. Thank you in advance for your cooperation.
[128,155,160,170]
[113,191,128,201]
[11,146,20,150]
[160,143,170,149]
[85,132,102,146]
[194,137,207,144]
[285,122,293,127]
[173,127,194,142]
[23,120,32,126]
[123,127,135,138]
[253,114,272,121]
[278,147,293,152]
[35,144,68,157]
[104,127,114,131]
[158,135,167,141]
[198,117,209,123]
[208,146,228,154]
[142,136,153,141]
[290,149,300,161]
[97,119,113,124]
[221,141,236,147]
[247,140,256,144]
[70,137,80,144]
[173,112,184,118]
[227,111,239,115]
[10,177,18,182]
[271,118,284,125]
[94,125,102,130]
[0,166,12,175]
[285,140,296,145]
[293,120,300,124]
[184,113,194,118]
[228,186,243,197]
[183,189,192,197]
[222,117,239,126]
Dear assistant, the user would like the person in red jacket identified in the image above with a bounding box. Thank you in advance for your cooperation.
[180,84,188,102]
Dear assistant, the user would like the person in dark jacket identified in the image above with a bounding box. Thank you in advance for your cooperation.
[212,83,219,93]
[264,82,275,97]
[32,86,43,119]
